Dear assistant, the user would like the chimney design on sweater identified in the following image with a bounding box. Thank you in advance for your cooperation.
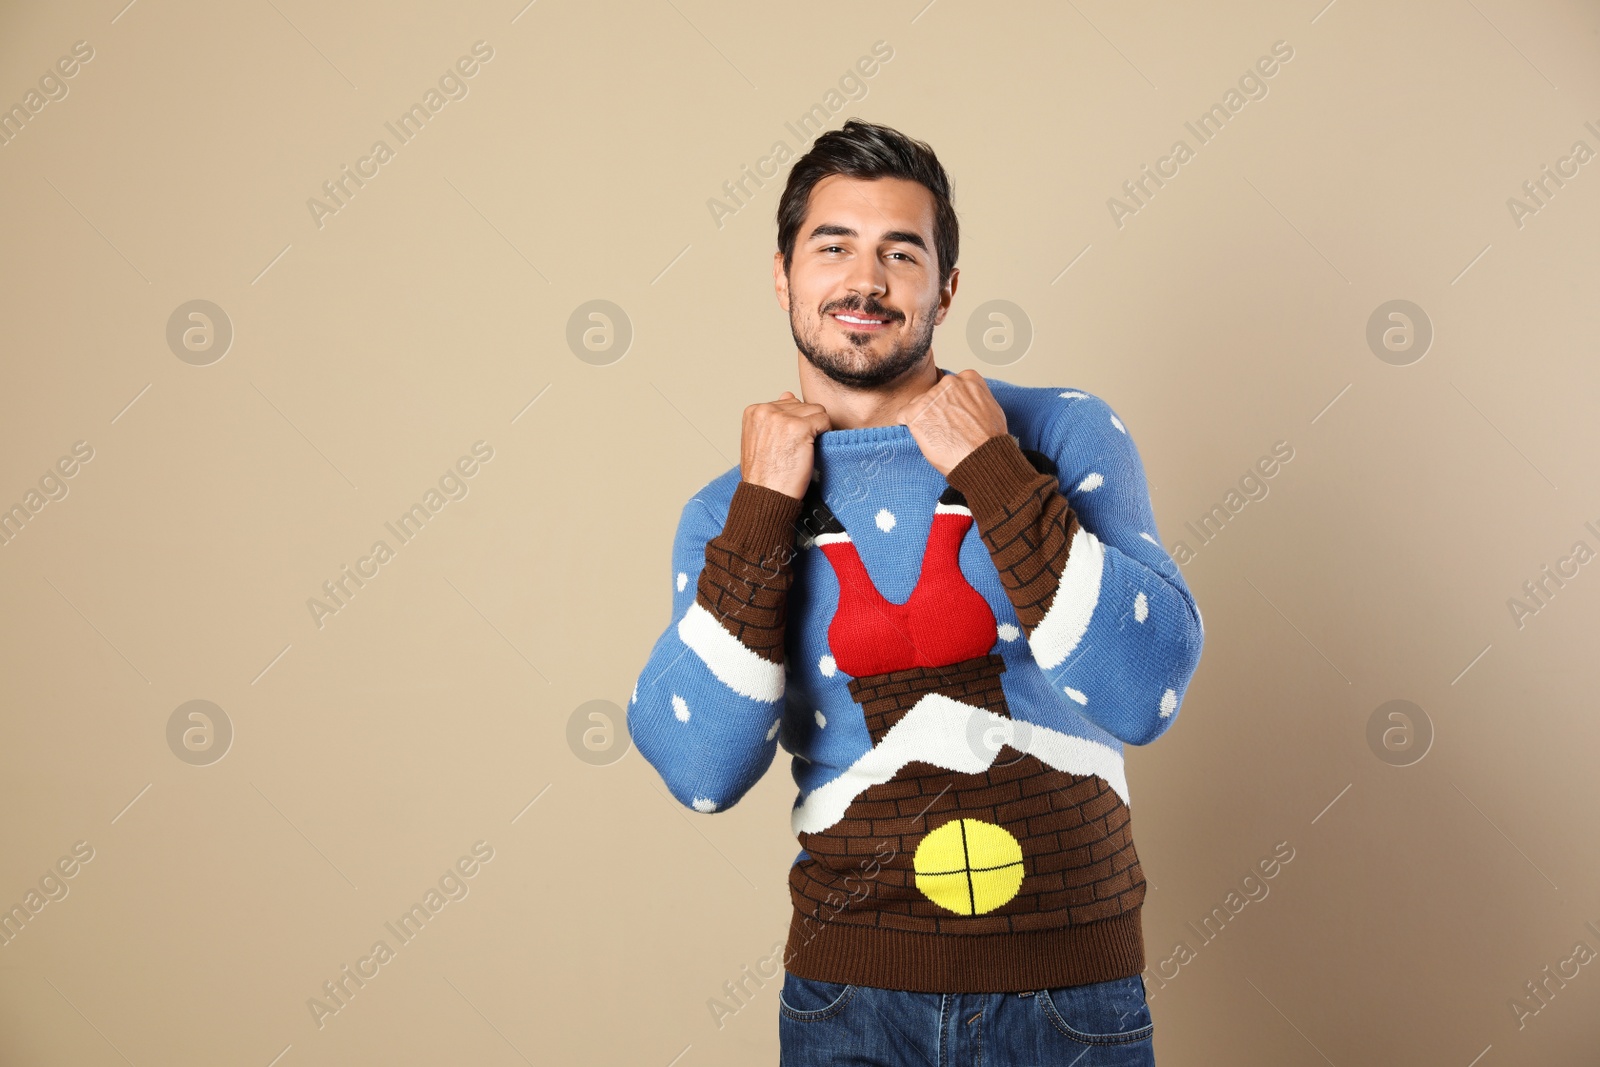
[785,456,1146,953]
[628,379,1205,993]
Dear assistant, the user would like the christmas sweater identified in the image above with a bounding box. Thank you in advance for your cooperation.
[627,372,1205,993]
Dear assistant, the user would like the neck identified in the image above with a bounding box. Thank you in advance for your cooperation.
[796,354,946,430]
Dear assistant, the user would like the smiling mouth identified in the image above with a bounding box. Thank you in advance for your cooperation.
[831,311,895,329]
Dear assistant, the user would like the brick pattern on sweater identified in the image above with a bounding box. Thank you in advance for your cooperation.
[694,480,801,665]
[950,436,1081,635]
[786,652,1147,937]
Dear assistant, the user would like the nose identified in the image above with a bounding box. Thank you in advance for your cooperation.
[841,252,888,303]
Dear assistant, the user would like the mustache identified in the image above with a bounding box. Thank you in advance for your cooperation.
[824,298,901,322]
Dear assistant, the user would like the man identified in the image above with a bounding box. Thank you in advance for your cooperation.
[627,119,1203,1066]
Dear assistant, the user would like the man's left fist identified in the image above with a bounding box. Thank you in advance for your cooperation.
[897,368,1008,477]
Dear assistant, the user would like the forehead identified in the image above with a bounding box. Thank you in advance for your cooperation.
[800,174,935,239]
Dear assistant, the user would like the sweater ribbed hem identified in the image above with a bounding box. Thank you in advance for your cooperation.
[721,480,804,555]
[781,905,1145,993]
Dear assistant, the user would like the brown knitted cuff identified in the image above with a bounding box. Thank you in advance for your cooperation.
[693,481,805,662]
[944,433,1049,529]
[720,480,805,558]
[945,434,1080,634]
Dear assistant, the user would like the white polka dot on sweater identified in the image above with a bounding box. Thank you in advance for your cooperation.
[1076,472,1104,492]
[1058,390,1089,400]
[997,623,1021,641]
[672,694,690,722]
[767,719,781,741]
[631,682,638,704]
[876,508,897,533]
[1159,689,1178,717]
[1110,414,1126,433]
[1134,592,1148,623]
[1139,532,1160,547]
[691,797,718,812]
[819,655,836,677]
[1063,686,1088,705]
[814,709,827,728]
[677,571,688,592]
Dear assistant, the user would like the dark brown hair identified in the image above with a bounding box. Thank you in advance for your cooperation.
[775,119,959,288]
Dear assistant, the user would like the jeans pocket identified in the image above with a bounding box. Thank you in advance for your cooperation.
[1038,974,1154,1045]
[777,972,857,1022]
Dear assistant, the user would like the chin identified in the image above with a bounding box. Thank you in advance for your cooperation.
[821,352,928,390]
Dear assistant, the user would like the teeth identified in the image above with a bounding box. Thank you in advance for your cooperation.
[836,314,885,324]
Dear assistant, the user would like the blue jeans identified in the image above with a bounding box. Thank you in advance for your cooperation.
[778,971,1155,1066]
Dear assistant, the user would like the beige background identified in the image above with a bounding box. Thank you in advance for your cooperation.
[1,0,1598,1063]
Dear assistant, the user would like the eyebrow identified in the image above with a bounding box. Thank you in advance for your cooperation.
[806,223,929,252]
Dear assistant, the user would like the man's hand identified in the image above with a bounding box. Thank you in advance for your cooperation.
[897,368,1008,476]
[741,391,832,500]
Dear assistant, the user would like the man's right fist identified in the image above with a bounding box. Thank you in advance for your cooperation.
[740,391,832,500]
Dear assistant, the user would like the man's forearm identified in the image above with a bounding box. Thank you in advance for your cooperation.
[943,432,1075,636]
[693,479,805,666]
[628,480,802,814]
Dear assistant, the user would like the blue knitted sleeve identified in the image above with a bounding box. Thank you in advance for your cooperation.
[625,493,789,813]
[1036,393,1204,745]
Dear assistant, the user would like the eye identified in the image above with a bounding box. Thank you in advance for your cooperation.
[887,251,914,262]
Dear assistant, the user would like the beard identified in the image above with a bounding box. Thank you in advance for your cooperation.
[791,292,939,390]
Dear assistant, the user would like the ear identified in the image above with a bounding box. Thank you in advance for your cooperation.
[931,266,959,326]
[773,250,791,312]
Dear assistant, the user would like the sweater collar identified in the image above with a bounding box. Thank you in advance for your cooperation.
[815,422,916,454]
[812,365,952,458]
